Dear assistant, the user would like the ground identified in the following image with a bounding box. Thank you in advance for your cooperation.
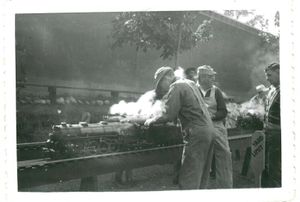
[21,158,256,192]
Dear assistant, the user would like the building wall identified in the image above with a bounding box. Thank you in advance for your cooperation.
[15,12,279,101]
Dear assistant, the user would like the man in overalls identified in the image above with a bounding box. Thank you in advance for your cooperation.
[197,65,233,188]
[145,66,215,189]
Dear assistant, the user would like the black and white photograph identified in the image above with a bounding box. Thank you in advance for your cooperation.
[0,0,298,201]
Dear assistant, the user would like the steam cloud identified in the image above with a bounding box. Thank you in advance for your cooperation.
[109,90,166,120]
[109,66,188,123]
[239,101,265,120]
[174,66,185,80]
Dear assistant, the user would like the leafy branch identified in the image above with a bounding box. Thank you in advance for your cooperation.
[111,11,213,66]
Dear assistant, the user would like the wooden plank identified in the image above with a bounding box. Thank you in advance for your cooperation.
[18,145,183,189]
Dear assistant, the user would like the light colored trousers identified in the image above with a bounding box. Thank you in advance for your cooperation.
[213,122,233,188]
[178,125,215,189]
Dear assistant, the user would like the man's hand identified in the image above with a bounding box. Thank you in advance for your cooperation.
[144,117,156,127]
[120,118,129,123]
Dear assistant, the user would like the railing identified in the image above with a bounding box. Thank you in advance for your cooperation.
[16,82,144,104]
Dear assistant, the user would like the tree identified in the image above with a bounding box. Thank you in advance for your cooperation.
[223,10,254,20]
[222,10,279,55]
[111,11,213,68]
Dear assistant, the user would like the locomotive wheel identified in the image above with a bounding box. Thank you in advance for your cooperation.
[83,141,99,154]
[97,140,109,153]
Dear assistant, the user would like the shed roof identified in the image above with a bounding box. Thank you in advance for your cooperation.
[199,10,276,36]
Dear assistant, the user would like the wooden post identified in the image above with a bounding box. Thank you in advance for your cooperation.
[48,86,57,104]
[241,147,251,176]
[235,149,240,161]
[111,91,119,104]
[210,154,216,178]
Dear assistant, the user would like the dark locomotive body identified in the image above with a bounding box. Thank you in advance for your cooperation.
[46,119,183,159]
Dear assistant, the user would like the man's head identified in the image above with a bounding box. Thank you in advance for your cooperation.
[184,67,197,82]
[197,65,216,88]
[154,66,175,98]
[265,63,280,87]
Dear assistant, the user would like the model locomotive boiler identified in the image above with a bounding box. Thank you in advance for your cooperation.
[45,116,183,159]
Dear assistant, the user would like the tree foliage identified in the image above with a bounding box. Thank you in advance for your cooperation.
[222,10,279,55]
[224,10,254,20]
[111,11,213,61]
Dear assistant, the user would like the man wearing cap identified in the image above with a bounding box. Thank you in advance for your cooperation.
[261,63,281,187]
[184,67,197,83]
[145,66,215,189]
[250,84,269,106]
[197,65,233,188]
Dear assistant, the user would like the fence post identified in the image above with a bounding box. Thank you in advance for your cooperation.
[48,86,57,104]
[241,147,251,176]
[111,91,119,103]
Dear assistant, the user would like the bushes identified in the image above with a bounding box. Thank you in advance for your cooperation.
[236,114,264,131]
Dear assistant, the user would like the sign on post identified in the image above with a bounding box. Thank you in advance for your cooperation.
[250,130,265,187]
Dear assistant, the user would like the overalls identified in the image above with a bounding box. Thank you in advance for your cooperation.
[204,86,233,188]
[174,80,215,189]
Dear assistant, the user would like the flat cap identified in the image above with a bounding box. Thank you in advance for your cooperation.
[197,65,216,75]
[154,66,174,90]
[265,63,280,71]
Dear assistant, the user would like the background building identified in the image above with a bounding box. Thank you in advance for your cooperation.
[15,11,279,101]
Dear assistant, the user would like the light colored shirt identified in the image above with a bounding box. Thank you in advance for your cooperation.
[157,79,213,129]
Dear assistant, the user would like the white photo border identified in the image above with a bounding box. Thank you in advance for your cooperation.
[1,0,298,202]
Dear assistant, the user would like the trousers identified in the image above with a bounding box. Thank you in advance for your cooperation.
[261,129,281,187]
[213,123,233,188]
[178,125,215,189]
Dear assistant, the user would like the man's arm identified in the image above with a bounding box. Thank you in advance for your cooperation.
[145,84,181,125]
[212,88,228,121]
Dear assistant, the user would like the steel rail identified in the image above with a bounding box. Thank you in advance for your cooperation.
[17,142,48,161]
[16,133,253,161]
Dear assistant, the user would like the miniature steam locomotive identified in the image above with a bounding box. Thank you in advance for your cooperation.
[45,117,183,159]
